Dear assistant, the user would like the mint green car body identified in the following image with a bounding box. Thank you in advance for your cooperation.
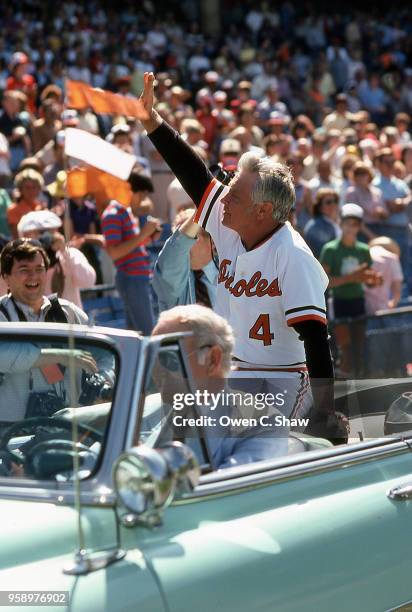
[1,323,411,612]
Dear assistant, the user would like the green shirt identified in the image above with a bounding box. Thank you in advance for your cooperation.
[320,238,372,300]
[0,189,11,237]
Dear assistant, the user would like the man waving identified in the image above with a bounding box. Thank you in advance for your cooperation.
[139,72,347,443]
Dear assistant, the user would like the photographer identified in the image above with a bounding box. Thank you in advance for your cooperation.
[17,210,96,309]
[0,239,113,426]
[0,238,88,324]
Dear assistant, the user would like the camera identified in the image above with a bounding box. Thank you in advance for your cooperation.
[38,231,58,266]
[79,373,113,405]
[25,391,66,419]
[209,163,236,186]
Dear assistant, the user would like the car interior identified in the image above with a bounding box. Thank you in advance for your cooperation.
[1,338,411,481]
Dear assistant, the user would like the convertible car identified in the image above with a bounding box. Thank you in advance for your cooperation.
[0,322,411,612]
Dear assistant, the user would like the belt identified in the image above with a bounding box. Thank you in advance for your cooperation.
[231,357,307,372]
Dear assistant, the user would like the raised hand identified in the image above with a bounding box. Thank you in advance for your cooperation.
[138,72,162,133]
[139,72,155,119]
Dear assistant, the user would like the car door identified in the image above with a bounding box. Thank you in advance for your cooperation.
[123,339,412,612]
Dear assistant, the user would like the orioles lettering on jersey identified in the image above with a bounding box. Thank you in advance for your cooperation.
[218,259,282,298]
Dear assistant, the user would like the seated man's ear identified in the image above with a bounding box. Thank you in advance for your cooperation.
[206,345,223,377]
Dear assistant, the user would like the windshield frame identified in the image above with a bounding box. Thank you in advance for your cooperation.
[0,323,134,504]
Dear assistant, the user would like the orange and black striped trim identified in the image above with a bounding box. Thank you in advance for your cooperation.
[194,178,218,223]
[287,314,327,326]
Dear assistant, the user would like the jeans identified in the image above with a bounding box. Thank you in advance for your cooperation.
[115,270,154,335]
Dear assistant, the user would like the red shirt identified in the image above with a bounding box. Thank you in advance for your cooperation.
[6,75,37,113]
[101,201,151,277]
[7,199,43,235]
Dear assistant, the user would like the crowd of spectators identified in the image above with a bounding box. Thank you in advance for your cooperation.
[0,1,410,375]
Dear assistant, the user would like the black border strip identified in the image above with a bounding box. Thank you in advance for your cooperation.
[285,305,326,315]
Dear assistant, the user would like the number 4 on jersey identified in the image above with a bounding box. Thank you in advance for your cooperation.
[249,314,274,346]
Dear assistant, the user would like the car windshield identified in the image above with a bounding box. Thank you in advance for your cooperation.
[0,336,117,481]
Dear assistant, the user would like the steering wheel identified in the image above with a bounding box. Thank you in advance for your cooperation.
[0,416,103,478]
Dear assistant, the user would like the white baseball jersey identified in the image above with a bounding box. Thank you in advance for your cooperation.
[194,178,329,370]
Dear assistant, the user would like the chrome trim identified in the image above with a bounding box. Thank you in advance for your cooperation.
[124,336,156,451]
[387,482,412,500]
[0,321,141,341]
[387,599,412,611]
[0,485,117,506]
[174,440,410,501]
[63,548,126,575]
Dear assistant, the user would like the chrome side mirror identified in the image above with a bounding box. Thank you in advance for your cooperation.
[113,442,200,527]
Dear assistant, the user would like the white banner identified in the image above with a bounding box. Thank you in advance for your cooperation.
[64,128,135,180]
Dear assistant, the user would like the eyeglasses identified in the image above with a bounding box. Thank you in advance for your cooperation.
[158,351,182,372]
[323,199,339,205]
[193,344,212,366]
[157,345,213,372]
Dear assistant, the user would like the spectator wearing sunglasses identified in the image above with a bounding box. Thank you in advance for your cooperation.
[304,188,341,259]
[345,162,388,231]
[153,207,217,312]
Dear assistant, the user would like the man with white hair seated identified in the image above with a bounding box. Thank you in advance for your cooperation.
[152,304,288,469]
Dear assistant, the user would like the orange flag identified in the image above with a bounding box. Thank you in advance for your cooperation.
[66,167,132,213]
[66,80,147,118]
[66,168,89,198]
[84,88,114,114]
[105,91,128,115]
[66,80,92,109]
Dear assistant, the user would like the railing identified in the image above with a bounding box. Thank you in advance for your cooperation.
[80,285,126,328]
[329,305,412,378]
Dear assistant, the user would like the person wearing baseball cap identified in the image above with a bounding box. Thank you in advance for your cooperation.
[204,70,219,92]
[218,138,241,172]
[6,52,37,114]
[320,203,381,376]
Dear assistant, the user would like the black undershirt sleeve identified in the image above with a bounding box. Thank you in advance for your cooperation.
[149,121,214,207]
[292,320,333,380]
[292,320,349,444]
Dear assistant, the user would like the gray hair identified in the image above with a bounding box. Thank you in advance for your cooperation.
[238,152,295,223]
[158,305,234,375]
